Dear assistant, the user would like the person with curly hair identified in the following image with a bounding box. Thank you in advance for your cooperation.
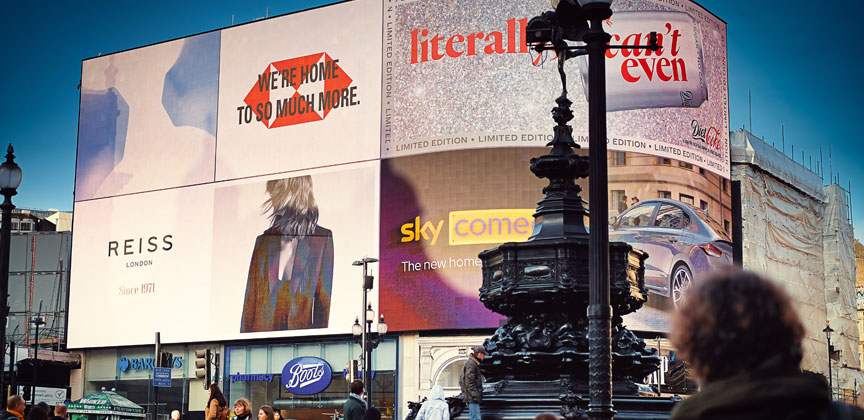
[669,268,864,420]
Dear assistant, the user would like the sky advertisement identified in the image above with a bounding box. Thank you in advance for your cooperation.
[70,0,728,348]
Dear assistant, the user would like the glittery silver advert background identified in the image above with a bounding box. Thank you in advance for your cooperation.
[381,0,729,176]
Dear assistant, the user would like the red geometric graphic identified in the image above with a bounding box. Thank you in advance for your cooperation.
[244,52,353,129]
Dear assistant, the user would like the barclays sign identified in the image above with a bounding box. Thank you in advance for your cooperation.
[281,357,332,395]
[118,356,183,372]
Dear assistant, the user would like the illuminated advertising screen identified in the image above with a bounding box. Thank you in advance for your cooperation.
[378,0,730,333]
[70,0,728,347]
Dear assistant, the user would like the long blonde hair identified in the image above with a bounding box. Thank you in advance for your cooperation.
[262,176,319,237]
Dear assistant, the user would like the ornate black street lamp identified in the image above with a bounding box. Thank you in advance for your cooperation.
[351,306,387,405]
[526,1,658,418]
[351,257,380,404]
[0,144,22,409]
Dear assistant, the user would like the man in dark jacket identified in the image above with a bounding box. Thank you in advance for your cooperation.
[459,346,485,420]
[2,396,25,420]
[343,380,367,420]
[669,269,864,420]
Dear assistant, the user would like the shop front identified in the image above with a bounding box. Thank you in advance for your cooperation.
[77,344,216,419]
[225,338,397,420]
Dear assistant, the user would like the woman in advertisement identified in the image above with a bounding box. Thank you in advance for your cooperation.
[240,176,334,332]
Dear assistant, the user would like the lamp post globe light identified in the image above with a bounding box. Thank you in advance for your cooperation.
[351,304,387,405]
[351,257,387,406]
[0,144,22,409]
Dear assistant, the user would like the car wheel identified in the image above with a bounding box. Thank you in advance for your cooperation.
[671,263,692,307]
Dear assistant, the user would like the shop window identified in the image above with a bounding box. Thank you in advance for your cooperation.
[612,152,626,166]
[611,190,629,214]
[435,358,468,390]
[658,190,672,199]
[679,194,694,205]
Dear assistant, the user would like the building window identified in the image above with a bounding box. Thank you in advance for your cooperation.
[700,200,708,212]
[723,179,729,192]
[724,220,731,234]
[11,222,18,231]
[658,190,672,199]
[20,222,31,231]
[679,194,694,205]
[612,190,628,213]
[679,161,693,170]
[659,157,672,165]
[435,357,468,390]
[699,167,706,175]
[612,152,626,166]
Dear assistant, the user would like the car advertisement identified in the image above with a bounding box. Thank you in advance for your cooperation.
[379,148,732,333]
[381,0,729,176]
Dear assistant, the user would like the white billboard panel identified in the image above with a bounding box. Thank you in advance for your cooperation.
[76,32,219,201]
[68,162,378,348]
[381,0,729,176]
[215,0,383,181]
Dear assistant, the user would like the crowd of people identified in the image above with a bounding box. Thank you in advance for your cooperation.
[9,269,862,420]
[1,397,67,420]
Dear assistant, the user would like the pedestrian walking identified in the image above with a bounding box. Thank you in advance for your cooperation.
[205,384,228,420]
[360,407,380,420]
[49,404,66,420]
[25,406,47,420]
[669,268,864,420]
[256,406,274,420]
[3,396,25,420]
[618,195,628,213]
[170,411,180,420]
[343,380,367,420]
[232,399,251,420]
[459,346,485,420]
[272,411,282,420]
[416,385,449,420]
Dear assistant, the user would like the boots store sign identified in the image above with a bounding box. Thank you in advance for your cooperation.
[281,357,333,395]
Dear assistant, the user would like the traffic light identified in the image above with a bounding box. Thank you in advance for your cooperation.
[195,349,212,390]
[22,385,31,401]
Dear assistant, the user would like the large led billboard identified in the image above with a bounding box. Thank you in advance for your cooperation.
[70,0,728,348]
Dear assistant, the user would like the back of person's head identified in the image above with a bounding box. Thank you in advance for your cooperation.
[208,384,227,406]
[171,410,180,420]
[361,407,381,420]
[54,404,67,418]
[534,414,559,420]
[7,396,24,412]
[350,380,364,395]
[670,268,805,382]
[26,406,49,420]
[429,385,445,400]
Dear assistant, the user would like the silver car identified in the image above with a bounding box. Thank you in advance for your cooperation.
[609,198,733,306]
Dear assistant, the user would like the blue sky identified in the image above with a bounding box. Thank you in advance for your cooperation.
[3,0,863,241]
